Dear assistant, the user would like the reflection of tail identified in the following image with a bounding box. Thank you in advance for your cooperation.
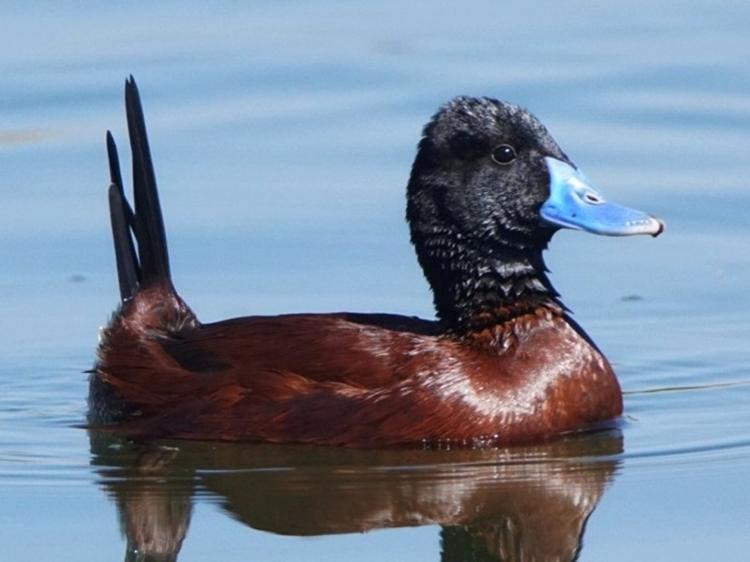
[90,433,192,562]
[107,76,172,301]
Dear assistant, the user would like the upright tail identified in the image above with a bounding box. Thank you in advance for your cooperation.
[107,76,171,301]
[91,77,196,425]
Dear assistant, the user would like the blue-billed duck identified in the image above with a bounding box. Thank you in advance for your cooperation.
[89,77,663,447]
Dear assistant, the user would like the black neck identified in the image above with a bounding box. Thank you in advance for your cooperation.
[414,228,562,333]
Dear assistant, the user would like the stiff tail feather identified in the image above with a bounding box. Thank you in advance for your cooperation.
[92,77,198,424]
[107,76,171,301]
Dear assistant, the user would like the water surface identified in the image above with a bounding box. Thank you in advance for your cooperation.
[1,2,749,560]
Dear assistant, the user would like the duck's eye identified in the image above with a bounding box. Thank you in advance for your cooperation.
[491,144,517,165]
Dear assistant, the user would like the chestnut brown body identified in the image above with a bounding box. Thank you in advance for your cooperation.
[93,284,622,447]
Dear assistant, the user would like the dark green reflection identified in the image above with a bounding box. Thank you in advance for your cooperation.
[90,430,622,561]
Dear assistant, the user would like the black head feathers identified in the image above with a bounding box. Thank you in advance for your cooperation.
[406,97,571,330]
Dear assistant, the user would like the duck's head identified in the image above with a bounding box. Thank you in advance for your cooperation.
[406,97,663,330]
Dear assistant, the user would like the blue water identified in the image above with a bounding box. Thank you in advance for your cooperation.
[1,2,749,560]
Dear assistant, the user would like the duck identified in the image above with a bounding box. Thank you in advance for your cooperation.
[89,77,663,448]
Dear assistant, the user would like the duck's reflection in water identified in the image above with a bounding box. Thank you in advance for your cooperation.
[90,429,622,562]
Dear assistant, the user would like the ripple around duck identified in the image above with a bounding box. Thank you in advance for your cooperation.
[5,303,746,489]
[624,378,750,396]
[1,344,749,488]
